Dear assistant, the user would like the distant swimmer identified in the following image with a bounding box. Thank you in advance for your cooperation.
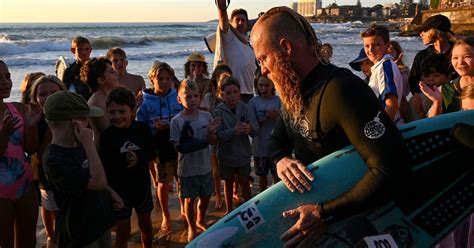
[106,47,146,95]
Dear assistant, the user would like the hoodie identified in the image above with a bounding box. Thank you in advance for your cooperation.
[137,88,182,163]
[213,101,259,168]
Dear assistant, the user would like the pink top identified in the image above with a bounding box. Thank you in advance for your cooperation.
[0,103,32,201]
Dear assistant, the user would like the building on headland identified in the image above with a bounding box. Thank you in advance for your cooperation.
[292,0,322,17]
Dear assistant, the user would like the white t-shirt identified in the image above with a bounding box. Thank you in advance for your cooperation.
[213,27,257,95]
[170,111,212,177]
[369,54,405,126]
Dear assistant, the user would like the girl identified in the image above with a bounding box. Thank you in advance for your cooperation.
[137,61,183,235]
[213,76,258,215]
[80,57,119,147]
[20,72,45,104]
[29,75,67,248]
[248,69,281,192]
[0,60,42,248]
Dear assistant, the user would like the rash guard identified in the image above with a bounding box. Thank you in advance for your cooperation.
[269,63,411,221]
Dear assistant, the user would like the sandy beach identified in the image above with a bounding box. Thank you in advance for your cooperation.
[35,174,265,248]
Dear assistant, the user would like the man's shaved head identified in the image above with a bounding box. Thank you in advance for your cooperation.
[251,7,326,123]
[252,7,321,57]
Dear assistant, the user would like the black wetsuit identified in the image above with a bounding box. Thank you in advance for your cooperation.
[63,61,92,101]
[269,63,411,221]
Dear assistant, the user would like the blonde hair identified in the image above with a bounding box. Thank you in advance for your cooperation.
[29,75,67,105]
[460,84,474,103]
[147,61,175,90]
[178,79,199,94]
[20,72,46,104]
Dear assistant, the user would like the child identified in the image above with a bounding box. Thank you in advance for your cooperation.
[361,24,405,126]
[100,87,156,247]
[320,43,333,62]
[63,36,93,100]
[20,72,46,104]
[42,91,123,247]
[137,61,183,235]
[200,63,232,209]
[213,76,259,215]
[184,52,210,98]
[106,47,146,95]
[349,48,373,83]
[248,70,281,192]
[80,57,119,147]
[170,79,221,241]
[29,75,67,248]
[0,60,41,248]
[420,37,474,117]
[388,41,411,122]
[412,54,451,120]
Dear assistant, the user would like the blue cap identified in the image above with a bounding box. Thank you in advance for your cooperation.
[349,48,369,71]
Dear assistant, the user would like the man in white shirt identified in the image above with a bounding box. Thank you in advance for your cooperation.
[215,0,257,103]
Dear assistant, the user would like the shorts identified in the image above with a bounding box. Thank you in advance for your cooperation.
[156,159,177,183]
[114,188,154,219]
[40,189,58,211]
[220,163,251,181]
[254,157,277,178]
[179,173,214,199]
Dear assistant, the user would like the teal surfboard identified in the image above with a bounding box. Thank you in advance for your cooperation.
[187,110,474,248]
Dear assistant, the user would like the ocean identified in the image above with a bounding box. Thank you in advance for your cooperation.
[0,22,423,102]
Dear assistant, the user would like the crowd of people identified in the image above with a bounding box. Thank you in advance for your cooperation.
[0,2,472,248]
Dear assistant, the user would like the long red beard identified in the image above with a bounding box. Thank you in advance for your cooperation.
[270,53,303,122]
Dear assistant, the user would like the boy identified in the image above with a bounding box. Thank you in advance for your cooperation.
[213,76,259,215]
[170,80,221,242]
[361,24,405,126]
[42,91,123,247]
[106,47,146,95]
[417,54,452,119]
[63,36,93,100]
[100,87,156,248]
[136,62,183,235]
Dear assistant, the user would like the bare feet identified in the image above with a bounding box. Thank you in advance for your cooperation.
[161,219,172,234]
[187,228,196,242]
[196,221,207,232]
[214,196,223,210]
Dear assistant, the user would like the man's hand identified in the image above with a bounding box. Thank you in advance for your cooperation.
[281,204,327,248]
[276,157,314,193]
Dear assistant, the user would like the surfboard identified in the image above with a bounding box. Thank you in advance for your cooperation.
[55,56,69,82]
[187,110,474,248]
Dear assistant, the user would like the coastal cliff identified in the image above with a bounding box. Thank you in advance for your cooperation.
[400,7,474,36]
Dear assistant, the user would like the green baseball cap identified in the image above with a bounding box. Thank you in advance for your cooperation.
[44,91,103,121]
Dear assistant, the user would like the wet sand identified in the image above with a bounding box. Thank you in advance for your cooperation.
[36,176,266,248]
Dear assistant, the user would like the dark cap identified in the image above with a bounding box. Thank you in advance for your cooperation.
[44,91,103,121]
[349,48,369,71]
[416,15,454,35]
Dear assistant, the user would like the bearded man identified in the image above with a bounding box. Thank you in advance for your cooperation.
[250,7,411,247]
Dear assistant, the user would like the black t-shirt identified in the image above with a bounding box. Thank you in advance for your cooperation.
[269,63,411,221]
[100,121,156,198]
[63,61,92,100]
[37,118,50,190]
[43,144,115,247]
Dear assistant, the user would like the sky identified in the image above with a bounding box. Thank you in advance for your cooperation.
[0,0,398,23]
